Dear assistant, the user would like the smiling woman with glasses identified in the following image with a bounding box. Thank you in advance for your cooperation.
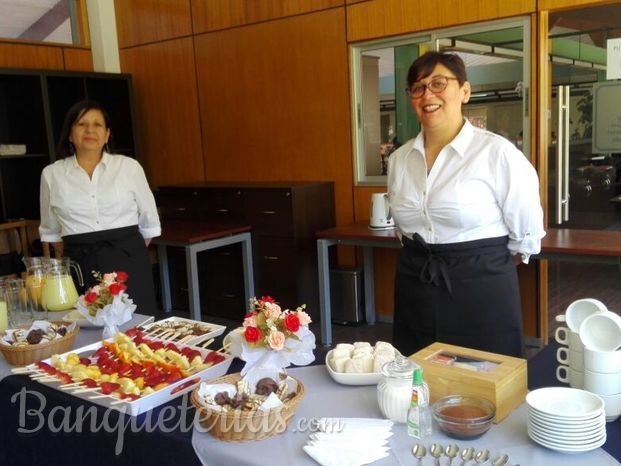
[386,51,545,358]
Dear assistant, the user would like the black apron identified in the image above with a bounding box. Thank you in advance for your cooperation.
[393,233,523,358]
[62,225,157,315]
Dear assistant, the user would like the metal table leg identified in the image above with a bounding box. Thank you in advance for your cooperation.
[363,246,376,325]
[185,244,201,321]
[317,238,335,346]
[240,232,255,310]
[157,244,172,312]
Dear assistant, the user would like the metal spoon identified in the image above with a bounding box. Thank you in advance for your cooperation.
[430,443,444,466]
[474,449,490,464]
[445,444,460,465]
[412,444,426,466]
[460,447,475,466]
[491,454,509,466]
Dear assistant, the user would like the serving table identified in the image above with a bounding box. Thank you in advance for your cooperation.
[1,323,620,466]
[316,224,621,346]
[153,220,255,321]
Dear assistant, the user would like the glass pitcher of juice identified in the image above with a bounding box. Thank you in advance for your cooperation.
[22,257,47,320]
[42,262,79,312]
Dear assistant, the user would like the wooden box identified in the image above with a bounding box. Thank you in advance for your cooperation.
[409,342,527,422]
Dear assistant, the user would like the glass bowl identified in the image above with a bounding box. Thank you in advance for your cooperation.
[432,395,496,439]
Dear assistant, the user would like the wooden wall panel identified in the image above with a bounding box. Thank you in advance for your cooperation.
[347,0,536,42]
[0,43,63,69]
[194,8,354,227]
[539,0,618,10]
[191,0,344,33]
[114,0,192,48]
[120,38,204,187]
[62,48,93,71]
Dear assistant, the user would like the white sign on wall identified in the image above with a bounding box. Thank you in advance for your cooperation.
[593,81,621,153]
[607,38,621,80]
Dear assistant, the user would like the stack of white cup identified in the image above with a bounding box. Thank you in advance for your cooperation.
[580,310,621,422]
[554,298,606,390]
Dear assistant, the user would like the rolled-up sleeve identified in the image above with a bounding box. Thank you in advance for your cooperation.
[497,146,546,263]
[131,161,161,239]
[39,167,63,242]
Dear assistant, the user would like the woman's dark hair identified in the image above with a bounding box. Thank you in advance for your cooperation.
[407,52,468,87]
[55,99,114,158]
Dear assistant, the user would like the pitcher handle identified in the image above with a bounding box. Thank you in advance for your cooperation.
[383,193,392,221]
[70,261,84,287]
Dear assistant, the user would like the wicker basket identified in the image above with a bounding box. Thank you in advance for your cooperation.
[0,322,80,366]
[191,372,305,441]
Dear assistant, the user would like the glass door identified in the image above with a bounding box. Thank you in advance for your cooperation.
[546,3,621,337]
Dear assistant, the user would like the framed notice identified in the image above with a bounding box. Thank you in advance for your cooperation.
[593,81,621,153]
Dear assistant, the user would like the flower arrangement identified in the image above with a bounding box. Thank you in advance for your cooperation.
[242,296,312,350]
[80,271,130,317]
[227,296,316,376]
[76,271,136,339]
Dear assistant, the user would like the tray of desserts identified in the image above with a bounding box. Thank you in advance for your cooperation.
[14,327,233,416]
[139,317,226,346]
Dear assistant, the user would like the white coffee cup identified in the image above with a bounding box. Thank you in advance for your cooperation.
[555,327,584,353]
[583,368,621,395]
[599,392,621,422]
[584,346,621,374]
[579,311,621,352]
[564,298,607,332]
[556,365,584,389]
[557,346,584,370]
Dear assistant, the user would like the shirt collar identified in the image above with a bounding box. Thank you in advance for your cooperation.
[66,152,110,171]
[411,118,473,159]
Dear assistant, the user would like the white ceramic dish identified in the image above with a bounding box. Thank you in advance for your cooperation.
[140,316,226,346]
[528,419,605,438]
[528,410,605,430]
[527,406,604,424]
[528,427,606,452]
[325,349,382,385]
[526,387,604,418]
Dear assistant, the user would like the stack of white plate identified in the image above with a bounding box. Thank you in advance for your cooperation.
[526,387,606,453]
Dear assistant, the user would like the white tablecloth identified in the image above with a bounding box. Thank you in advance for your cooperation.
[192,365,620,466]
[0,313,154,381]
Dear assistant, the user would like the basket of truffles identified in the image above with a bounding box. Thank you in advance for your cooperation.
[191,371,304,441]
[0,321,79,366]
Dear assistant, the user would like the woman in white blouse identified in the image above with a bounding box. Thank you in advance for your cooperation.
[39,100,161,313]
[387,52,545,357]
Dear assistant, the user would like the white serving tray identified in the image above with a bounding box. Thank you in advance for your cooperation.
[26,339,233,416]
[140,316,226,346]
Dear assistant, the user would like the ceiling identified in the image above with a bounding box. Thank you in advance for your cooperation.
[0,0,72,43]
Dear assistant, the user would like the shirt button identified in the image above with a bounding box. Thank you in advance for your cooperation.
[96,221,99,224]
[427,227,432,231]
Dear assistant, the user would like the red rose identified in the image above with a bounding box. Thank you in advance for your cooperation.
[115,271,129,283]
[244,312,256,319]
[109,283,127,296]
[85,291,98,304]
[283,313,300,333]
[244,326,261,343]
[259,296,275,304]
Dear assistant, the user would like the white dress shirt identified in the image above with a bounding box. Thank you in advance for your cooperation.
[39,152,161,242]
[387,119,545,263]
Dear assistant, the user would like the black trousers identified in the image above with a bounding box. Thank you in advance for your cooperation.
[393,234,523,358]
[62,225,157,315]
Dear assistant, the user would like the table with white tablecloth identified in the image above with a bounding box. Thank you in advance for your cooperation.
[192,365,620,466]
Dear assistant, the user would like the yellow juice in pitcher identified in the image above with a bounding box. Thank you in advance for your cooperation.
[26,274,44,307]
[42,274,79,312]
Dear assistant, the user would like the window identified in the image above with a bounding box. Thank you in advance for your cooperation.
[351,18,530,185]
[0,0,85,45]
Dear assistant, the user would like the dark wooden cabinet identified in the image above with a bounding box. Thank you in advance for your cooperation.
[156,182,336,319]
[0,68,139,221]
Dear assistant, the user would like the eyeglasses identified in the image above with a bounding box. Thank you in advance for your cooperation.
[405,76,459,99]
